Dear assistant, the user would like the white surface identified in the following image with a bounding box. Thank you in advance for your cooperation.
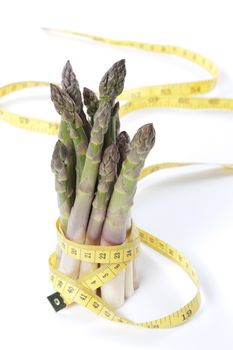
[0,1,233,349]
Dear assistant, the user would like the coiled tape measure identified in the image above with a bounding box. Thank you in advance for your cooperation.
[1,28,233,328]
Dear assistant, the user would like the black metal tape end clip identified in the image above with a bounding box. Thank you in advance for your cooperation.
[47,292,67,312]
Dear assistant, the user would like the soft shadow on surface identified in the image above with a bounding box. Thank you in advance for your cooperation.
[135,166,233,306]
[89,168,233,342]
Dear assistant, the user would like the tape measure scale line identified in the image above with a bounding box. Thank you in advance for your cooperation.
[42,27,219,98]
[0,81,61,135]
[49,213,200,328]
[56,218,141,264]
[0,30,232,133]
[48,160,233,327]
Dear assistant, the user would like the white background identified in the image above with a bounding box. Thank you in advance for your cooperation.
[0,0,233,349]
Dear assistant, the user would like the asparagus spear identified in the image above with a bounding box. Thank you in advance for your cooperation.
[56,101,76,208]
[62,60,91,140]
[116,130,130,175]
[116,131,134,298]
[83,87,99,126]
[58,100,112,278]
[100,59,126,145]
[58,60,126,279]
[51,140,74,233]
[83,86,120,141]
[50,84,88,190]
[104,102,120,147]
[79,143,120,277]
[100,123,156,308]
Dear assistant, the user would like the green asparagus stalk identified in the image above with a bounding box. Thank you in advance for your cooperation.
[51,140,74,233]
[62,60,91,140]
[116,130,130,175]
[104,102,120,147]
[58,100,112,278]
[115,108,120,136]
[83,87,99,126]
[58,60,126,279]
[100,123,156,308]
[79,144,120,277]
[50,84,88,190]
[56,105,76,208]
[116,131,133,297]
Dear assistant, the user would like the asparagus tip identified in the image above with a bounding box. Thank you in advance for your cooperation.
[99,143,120,181]
[131,123,156,153]
[99,59,126,101]
[50,83,76,123]
[51,140,67,173]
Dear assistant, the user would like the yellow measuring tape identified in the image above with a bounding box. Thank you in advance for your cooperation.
[1,28,233,328]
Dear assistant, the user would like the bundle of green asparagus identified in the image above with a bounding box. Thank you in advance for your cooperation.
[51,59,156,308]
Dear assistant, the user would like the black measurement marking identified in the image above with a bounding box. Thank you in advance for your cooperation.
[114,252,121,259]
[182,309,192,321]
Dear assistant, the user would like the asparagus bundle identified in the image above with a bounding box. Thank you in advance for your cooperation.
[51,59,155,308]
[56,60,126,278]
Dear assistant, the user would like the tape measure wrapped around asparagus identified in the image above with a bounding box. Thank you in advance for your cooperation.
[50,59,155,309]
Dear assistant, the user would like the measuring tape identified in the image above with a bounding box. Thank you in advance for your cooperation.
[1,28,233,328]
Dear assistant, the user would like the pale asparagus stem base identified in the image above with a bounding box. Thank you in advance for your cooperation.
[100,235,126,309]
[78,227,101,278]
[133,257,140,290]
[124,262,134,298]
[79,203,113,278]
[79,236,98,277]
[78,199,108,278]
[99,198,133,308]
[56,214,68,264]
[124,211,134,298]
[58,253,81,278]
[100,217,129,308]
[124,211,140,293]
[100,216,138,306]
[58,190,94,278]
[58,193,93,278]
